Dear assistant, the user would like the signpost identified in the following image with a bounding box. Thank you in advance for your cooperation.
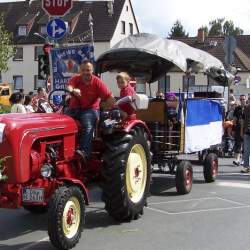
[47,18,67,40]
[42,0,73,16]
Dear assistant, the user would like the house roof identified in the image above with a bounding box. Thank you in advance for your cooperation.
[0,0,127,44]
[174,35,250,72]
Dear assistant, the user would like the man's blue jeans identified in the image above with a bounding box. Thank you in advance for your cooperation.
[65,108,99,157]
[243,134,250,168]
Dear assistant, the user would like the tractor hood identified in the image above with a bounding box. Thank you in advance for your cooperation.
[96,33,234,85]
[0,113,77,183]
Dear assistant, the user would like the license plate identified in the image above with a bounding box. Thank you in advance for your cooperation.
[22,188,44,203]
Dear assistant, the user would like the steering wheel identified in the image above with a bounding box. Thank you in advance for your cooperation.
[48,89,81,113]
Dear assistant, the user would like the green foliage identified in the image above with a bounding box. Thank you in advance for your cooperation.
[168,20,189,38]
[0,14,15,74]
[0,104,11,114]
[206,18,244,36]
[223,20,243,36]
[0,156,10,181]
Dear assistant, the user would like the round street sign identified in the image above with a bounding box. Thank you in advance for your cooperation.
[42,0,73,17]
[234,75,241,84]
[47,18,67,40]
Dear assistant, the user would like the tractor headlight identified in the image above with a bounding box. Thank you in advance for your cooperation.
[41,164,53,178]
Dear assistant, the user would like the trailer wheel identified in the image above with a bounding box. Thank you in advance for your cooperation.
[23,205,47,214]
[175,161,193,194]
[102,127,151,222]
[48,186,85,250]
[203,153,218,183]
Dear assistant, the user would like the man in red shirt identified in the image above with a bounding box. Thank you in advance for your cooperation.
[66,60,115,159]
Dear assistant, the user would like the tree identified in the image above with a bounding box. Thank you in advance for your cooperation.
[0,14,15,80]
[205,18,244,36]
[223,20,243,36]
[168,20,189,38]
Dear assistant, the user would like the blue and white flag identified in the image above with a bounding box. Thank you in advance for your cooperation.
[50,45,94,90]
[185,99,223,153]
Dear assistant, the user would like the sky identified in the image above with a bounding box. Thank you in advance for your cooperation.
[131,0,250,37]
[1,0,250,37]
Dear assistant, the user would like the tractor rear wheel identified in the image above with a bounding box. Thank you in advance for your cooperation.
[175,161,193,194]
[48,186,85,250]
[203,153,218,183]
[102,127,151,222]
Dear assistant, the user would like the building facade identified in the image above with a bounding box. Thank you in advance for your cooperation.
[0,0,139,95]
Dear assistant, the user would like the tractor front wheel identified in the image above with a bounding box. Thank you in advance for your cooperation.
[102,127,151,222]
[48,186,85,250]
[175,161,193,194]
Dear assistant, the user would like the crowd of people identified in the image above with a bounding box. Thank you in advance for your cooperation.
[224,90,250,173]
[8,87,48,114]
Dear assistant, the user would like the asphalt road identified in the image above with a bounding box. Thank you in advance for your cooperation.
[1,156,250,250]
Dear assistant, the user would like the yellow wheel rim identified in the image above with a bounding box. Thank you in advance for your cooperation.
[62,197,81,239]
[126,144,147,203]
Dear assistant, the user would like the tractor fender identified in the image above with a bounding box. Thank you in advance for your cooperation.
[58,178,89,205]
[123,120,152,140]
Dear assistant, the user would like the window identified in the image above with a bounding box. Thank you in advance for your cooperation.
[34,46,43,61]
[18,26,27,36]
[40,25,47,35]
[126,6,129,11]
[13,75,23,90]
[158,75,170,93]
[13,47,23,61]
[34,75,46,90]
[129,23,133,35]
[183,75,195,91]
[121,21,125,34]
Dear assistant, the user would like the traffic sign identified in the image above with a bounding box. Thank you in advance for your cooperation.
[224,36,237,65]
[42,0,73,17]
[47,18,67,40]
[234,75,241,84]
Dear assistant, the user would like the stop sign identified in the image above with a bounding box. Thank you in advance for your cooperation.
[42,0,73,16]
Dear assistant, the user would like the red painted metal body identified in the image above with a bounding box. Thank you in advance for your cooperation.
[0,112,151,209]
[0,113,77,183]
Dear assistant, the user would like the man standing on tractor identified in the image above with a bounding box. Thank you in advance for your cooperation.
[66,60,115,160]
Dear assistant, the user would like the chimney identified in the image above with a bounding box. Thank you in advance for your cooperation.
[197,28,205,43]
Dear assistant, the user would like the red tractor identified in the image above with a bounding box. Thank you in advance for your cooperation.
[0,95,152,249]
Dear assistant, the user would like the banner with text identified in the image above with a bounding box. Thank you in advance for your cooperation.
[50,45,94,90]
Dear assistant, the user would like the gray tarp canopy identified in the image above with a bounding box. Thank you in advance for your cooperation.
[96,33,234,85]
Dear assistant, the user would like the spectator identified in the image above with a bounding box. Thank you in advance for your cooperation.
[19,88,25,96]
[32,87,48,111]
[156,91,165,99]
[28,91,34,97]
[229,89,236,104]
[24,95,35,113]
[233,94,246,166]
[241,101,250,173]
[9,93,26,113]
